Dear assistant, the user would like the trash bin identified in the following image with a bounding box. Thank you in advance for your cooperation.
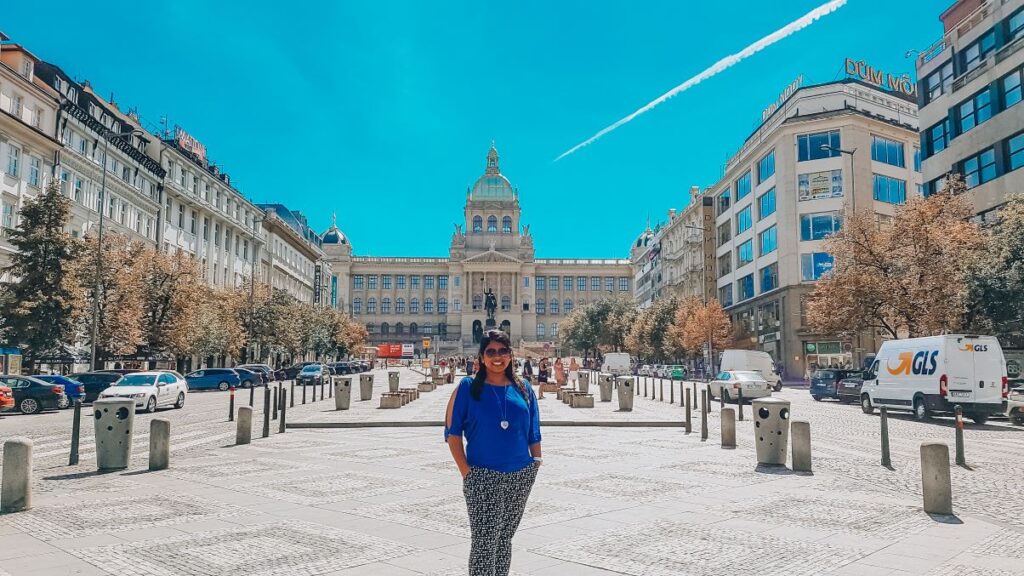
[578,371,590,394]
[388,371,400,393]
[430,366,440,379]
[359,374,374,401]
[334,377,352,410]
[93,398,135,470]
[598,373,613,402]
[752,397,791,465]
[615,376,634,411]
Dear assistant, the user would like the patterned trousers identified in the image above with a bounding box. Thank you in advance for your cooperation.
[463,463,539,576]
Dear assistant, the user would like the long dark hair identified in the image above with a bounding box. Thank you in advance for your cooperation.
[470,329,530,405]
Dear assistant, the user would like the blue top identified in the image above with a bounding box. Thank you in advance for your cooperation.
[445,376,541,473]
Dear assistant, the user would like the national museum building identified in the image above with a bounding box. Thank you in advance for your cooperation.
[321,146,633,356]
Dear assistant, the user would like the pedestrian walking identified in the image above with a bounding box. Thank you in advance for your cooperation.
[568,358,580,386]
[522,358,532,380]
[537,359,549,399]
[554,357,566,386]
[445,329,542,576]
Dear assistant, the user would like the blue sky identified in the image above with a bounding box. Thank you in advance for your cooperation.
[6,0,948,257]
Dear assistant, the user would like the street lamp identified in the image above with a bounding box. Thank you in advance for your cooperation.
[90,127,144,371]
[820,144,857,213]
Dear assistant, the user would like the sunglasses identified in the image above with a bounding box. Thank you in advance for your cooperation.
[483,348,512,358]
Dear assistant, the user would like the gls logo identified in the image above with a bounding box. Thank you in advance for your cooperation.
[959,343,989,352]
[886,350,939,376]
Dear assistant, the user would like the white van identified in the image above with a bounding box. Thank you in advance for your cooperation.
[859,335,1008,424]
[719,350,781,391]
[601,353,632,376]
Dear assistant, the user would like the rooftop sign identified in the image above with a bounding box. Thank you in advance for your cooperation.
[174,125,207,164]
[762,75,804,122]
[844,58,916,98]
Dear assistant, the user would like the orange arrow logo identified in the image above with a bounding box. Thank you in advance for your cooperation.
[886,351,912,375]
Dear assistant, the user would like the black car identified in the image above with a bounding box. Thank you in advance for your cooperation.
[327,362,353,375]
[236,364,273,385]
[357,360,369,372]
[233,368,264,388]
[0,375,67,414]
[836,376,865,404]
[810,369,864,401]
[73,371,124,403]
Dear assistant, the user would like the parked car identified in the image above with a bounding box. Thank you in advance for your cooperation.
[859,335,1007,424]
[297,364,330,386]
[236,364,273,384]
[281,362,320,380]
[358,360,370,372]
[0,385,15,412]
[185,368,241,391]
[0,375,66,414]
[73,371,123,403]
[232,368,262,388]
[601,353,632,376]
[667,365,687,380]
[328,361,354,375]
[708,370,771,403]
[99,371,187,412]
[99,368,142,375]
[720,350,782,391]
[809,369,864,401]
[638,365,652,377]
[836,376,865,404]
[35,375,86,408]
[1005,379,1024,426]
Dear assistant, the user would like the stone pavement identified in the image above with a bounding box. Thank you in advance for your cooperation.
[0,367,1022,575]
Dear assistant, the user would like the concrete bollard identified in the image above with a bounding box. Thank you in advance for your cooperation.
[685,388,692,434]
[643,377,648,398]
[236,406,252,445]
[920,443,953,515]
[149,418,170,471]
[880,407,891,468]
[791,420,812,472]
[1,438,32,513]
[954,405,966,467]
[721,407,736,448]
[279,389,287,434]
[93,398,135,471]
[262,386,271,438]
[700,390,708,442]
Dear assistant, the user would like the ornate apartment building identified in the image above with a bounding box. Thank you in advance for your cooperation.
[322,146,633,356]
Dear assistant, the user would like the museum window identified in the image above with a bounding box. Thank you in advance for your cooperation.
[961,148,997,189]
[551,323,558,338]
[422,323,433,335]
[536,277,545,290]
[410,323,418,335]
[501,295,511,311]
[396,298,405,313]
[536,299,546,314]
[410,275,419,289]
[797,130,840,161]
[425,275,434,289]
[563,276,573,291]
[758,188,776,220]
[381,322,389,335]
[438,323,448,336]
[524,276,529,287]
[578,276,587,291]
[367,275,378,289]
[424,298,433,313]
[592,276,600,290]
[872,174,907,205]
[410,298,419,314]
[381,298,391,314]
[395,323,405,335]
[735,171,752,200]
[537,323,545,338]
[549,276,558,290]
[396,275,406,289]
[439,275,448,289]
[605,276,614,291]
[454,275,460,287]
[760,263,778,292]
[871,135,905,167]
[487,215,497,233]
[382,275,392,289]
[550,299,559,315]
[473,216,482,233]
[619,277,628,291]
[367,298,377,314]
[564,300,573,314]
[438,298,448,313]
[453,298,461,312]
[502,216,512,234]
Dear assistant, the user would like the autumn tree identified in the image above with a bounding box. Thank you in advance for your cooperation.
[140,248,204,358]
[0,181,83,367]
[965,193,1024,345]
[626,297,680,362]
[807,174,983,338]
[670,297,733,357]
[334,312,368,357]
[188,288,246,362]
[560,304,601,359]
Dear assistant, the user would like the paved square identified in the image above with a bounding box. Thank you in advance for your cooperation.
[238,470,437,505]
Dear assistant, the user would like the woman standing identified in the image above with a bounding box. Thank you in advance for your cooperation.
[445,330,542,576]
[554,357,566,387]
[568,357,580,387]
[537,359,550,399]
[522,358,533,380]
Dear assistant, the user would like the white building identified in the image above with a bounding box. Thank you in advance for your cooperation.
[257,203,329,305]
[659,186,716,303]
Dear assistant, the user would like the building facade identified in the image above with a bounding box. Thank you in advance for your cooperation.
[323,146,632,357]
[712,77,920,378]
[660,187,716,303]
[0,41,61,281]
[258,203,329,305]
[630,222,664,309]
[916,0,1024,219]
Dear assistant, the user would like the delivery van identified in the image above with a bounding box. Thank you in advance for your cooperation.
[859,335,1008,424]
[601,353,632,376]
[719,350,782,391]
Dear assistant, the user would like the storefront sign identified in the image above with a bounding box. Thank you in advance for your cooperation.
[174,126,207,163]
[401,343,414,358]
[798,170,843,201]
[376,343,404,358]
[762,75,804,121]
[313,264,323,305]
[330,276,337,308]
[844,58,916,98]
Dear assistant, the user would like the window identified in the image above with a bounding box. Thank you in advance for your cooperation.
[738,274,755,302]
[758,150,775,183]
[502,216,512,234]
[487,215,497,233]
[353,275,364,289]
[424,298,433,313]
[717,190,730,215]
[962,31,995,74]
[737,240,753,266]
[759,226,777,255]
[537,323,545,338]
[453,298,461,312]
[28,157,40,187]
[605,277,614,291]
[962,148,997,188]
[873,174,907,204]
[425,275,434,289]
[368,275,378,289]
[203,217,210,240]
[718,222,731,246]
[1010,7,1024,39]
[927,119,950,155]
[439,275,448,289]
[1,201,13,230]
[619,277,628,291]
[924,61,954,103]
[578,276,587,291]
[381,298,391,314]
[177,204,184,228]
[472,216,482,233]
[736,205,752,234]
[501,295,511,311]
[719,285,733,307]
[73,178,83,202]
[410,275,420,289]
[718,253,732,276]
[438,298,447,313]
[735,171,752,200]
[1002,68,1022,109]
[397,275,406,289]
[564,276,573,291]
[564,300,573,314]
[1009,132,1024,171]
[871,135,905,167]
[382,275,392,289]
[800,212,843,241]
[536,276,545,290]
[549,276,558,290]
[367,298,377,314]
[473,294,482,310]
[381,322,390,335]
[959,89,992,133]
[353,298,362,314]
[537,298,546,314]
[410,298,419,314]
[913,147,921,173]
[758,188,776,220]
[551,323,558,338]
[760,263,778,292]
[797,130,840,161]
[801,252,835,281]
[550,299,559,315]
[6,145,19,177]
[190,210,197,235]
[591,277,600,290]
[396,298,405,313]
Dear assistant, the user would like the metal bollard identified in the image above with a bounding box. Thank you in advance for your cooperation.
[659,380,664,402]
[721,407,736,448]
[272,386,279,421]
[303,380,307,404]
[320,380,326,400]
[229,386,235,422]
[290,381,295,408]
[670,381,675,405]
[262,387,271,438]
[706,384,712,411]
[954,405,966,467]
[685,388,692,434]
[880,407,891,468]
[236,406,252,445]
[329,380,333,398]
[791,420,812,472]
[738,389,744,421]
[720,389,724,409]
[920,443,953,515]
[149,418,170,471]
[1,438,32,513]
[701,390,708,441]
[312,380,318,402]
[69,399,82,466]
[249,384,254,407]
[279,389,287,434]
[643,377,648,398]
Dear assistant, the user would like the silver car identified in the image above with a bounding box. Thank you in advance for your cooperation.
[708,370,771,403]
[98,371,188,412]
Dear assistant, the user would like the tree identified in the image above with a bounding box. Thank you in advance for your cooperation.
[76,233,148,360]
[334,312,368,357]
[188,288,245,362]
[140,248,204,358]
[626,297,680,362]
[0,180,83,366]
[669,297,733,359]
[807,174,983,338]
[560,304,601,359]
[965,193,1024,345]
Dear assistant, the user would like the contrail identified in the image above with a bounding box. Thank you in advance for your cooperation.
[554,0,848,161]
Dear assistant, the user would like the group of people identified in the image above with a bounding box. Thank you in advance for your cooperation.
[517,357,580,399]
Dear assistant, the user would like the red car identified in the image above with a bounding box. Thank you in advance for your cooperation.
[0,385,14,412]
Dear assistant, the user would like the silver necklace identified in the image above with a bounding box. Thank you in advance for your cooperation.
[490,385,510,430]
